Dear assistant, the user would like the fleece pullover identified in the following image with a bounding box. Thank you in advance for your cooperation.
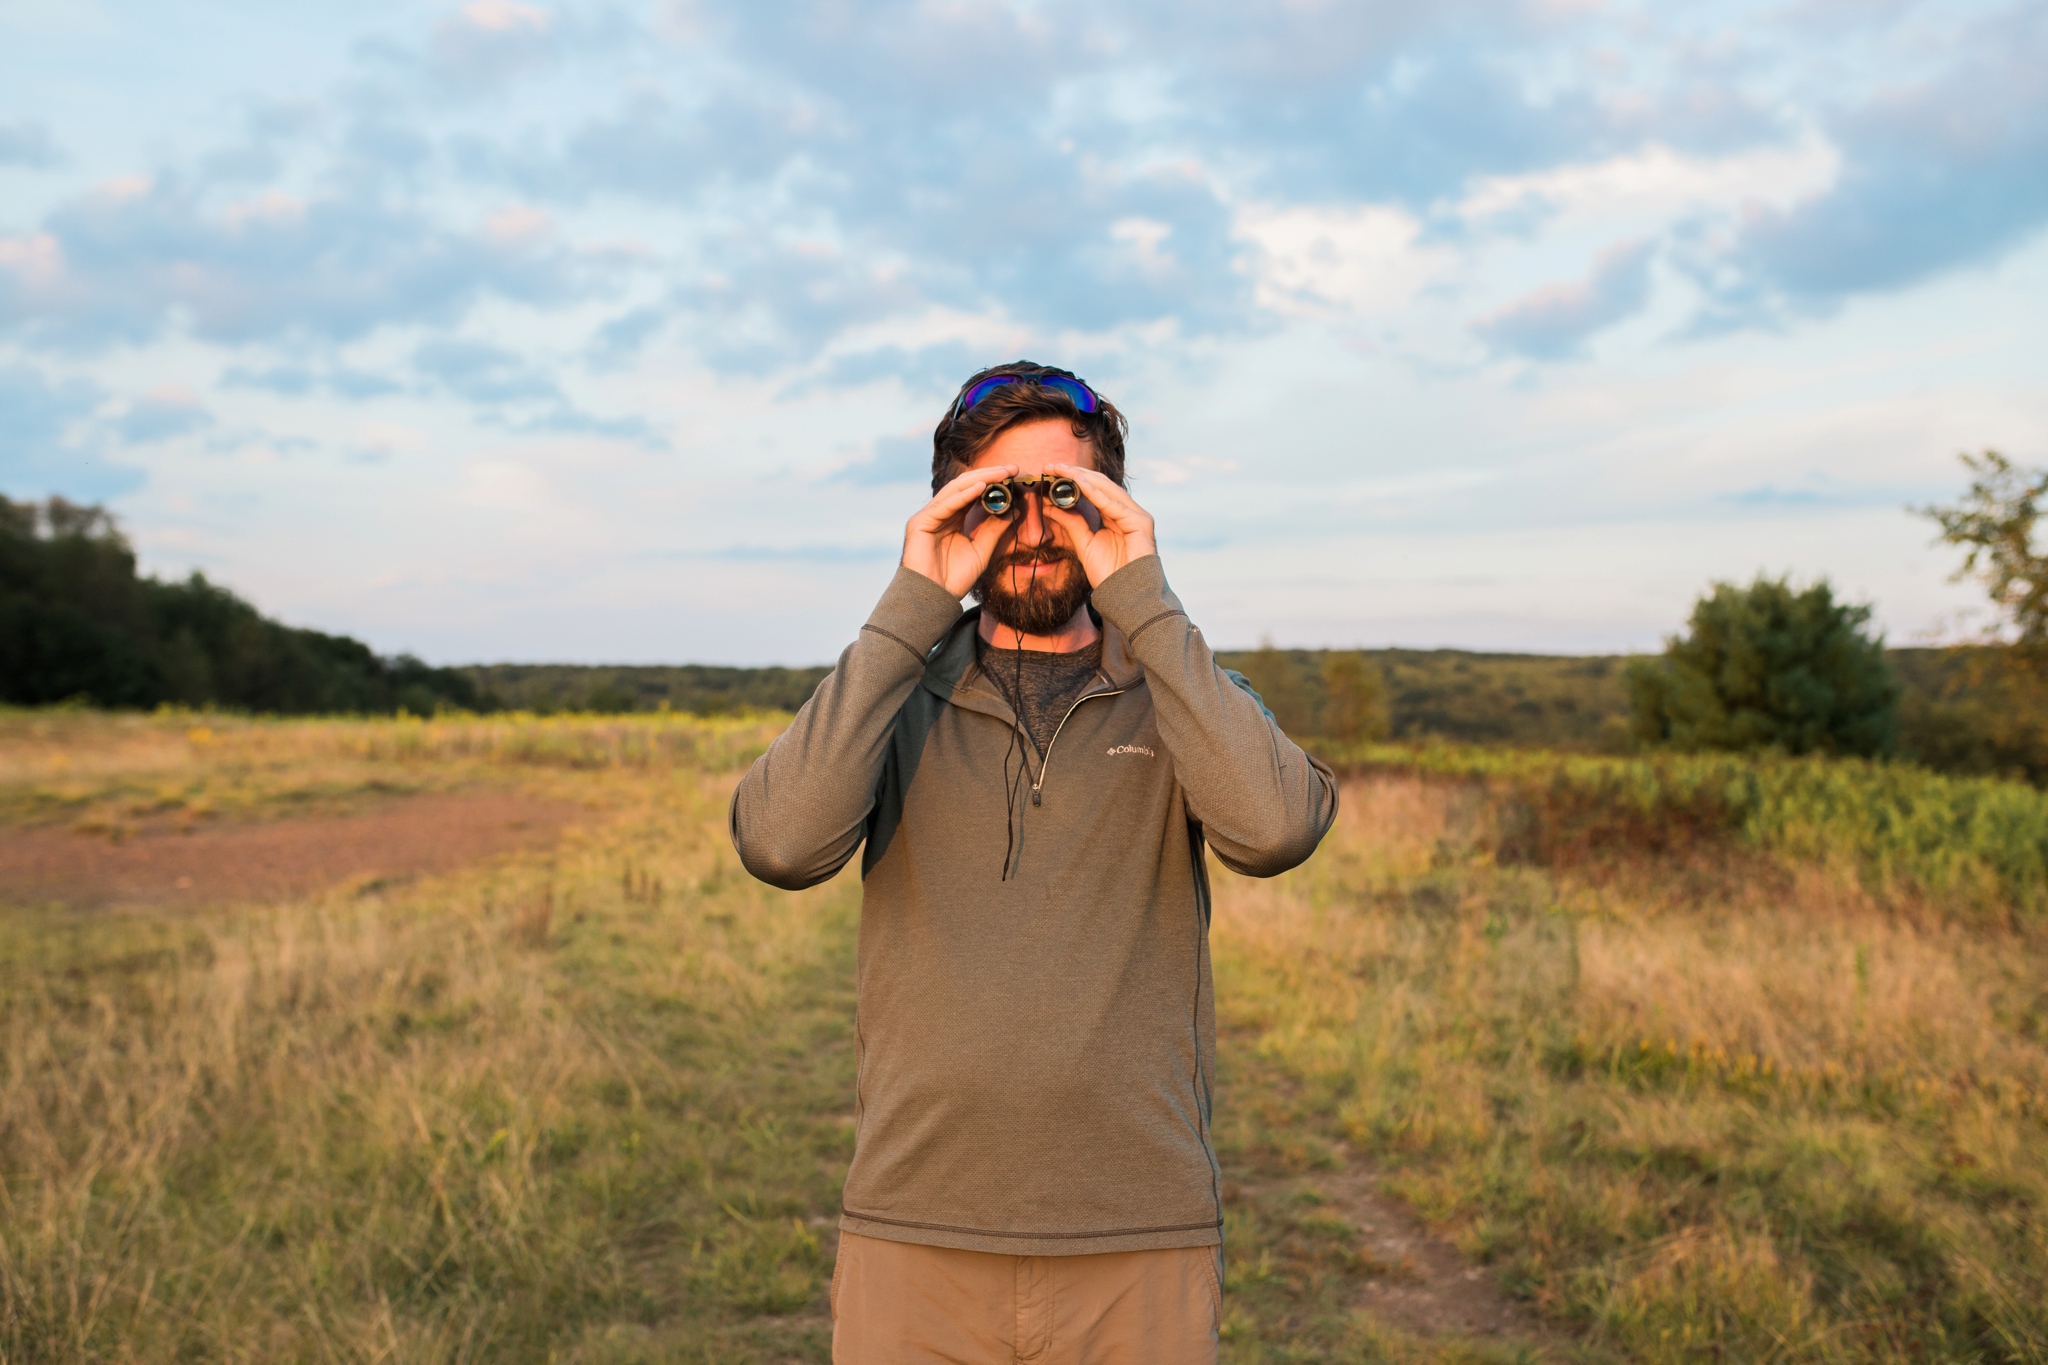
[729,554,1339,1257]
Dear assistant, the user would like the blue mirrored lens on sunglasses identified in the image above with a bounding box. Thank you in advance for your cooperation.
[956,372,1098,416]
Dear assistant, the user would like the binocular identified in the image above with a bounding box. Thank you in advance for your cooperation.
[980,475,1081,517]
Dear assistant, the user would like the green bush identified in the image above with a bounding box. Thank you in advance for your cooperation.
[1627,575,1900,757]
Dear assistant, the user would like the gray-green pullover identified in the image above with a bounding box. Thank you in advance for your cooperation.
[729,555,1338,1256]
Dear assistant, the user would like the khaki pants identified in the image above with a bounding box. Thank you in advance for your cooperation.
[830,1231,1222,1364]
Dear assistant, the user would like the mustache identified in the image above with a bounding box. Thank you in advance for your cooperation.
[990,541,1080,571]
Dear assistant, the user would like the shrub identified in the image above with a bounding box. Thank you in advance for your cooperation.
[1627,575,1900,757]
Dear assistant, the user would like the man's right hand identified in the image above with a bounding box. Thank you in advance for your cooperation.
[901,464,1017,598]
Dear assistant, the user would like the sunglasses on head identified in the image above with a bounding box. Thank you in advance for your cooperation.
[948,369,1100,423]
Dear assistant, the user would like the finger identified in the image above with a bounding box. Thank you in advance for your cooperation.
[1042,502,1100,542]
[967,506,1010,554]
[1048,463,1146,524]
[947,462,1018,496]
[912,464,1019,528]
[1046,462,1131,507]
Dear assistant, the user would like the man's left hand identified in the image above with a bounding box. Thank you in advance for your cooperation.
[1043,462,1158,587]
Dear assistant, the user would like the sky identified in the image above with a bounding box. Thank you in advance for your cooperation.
[2,0,2044,665]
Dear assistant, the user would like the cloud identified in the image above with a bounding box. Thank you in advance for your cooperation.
[1457,137,1841,235]
[702,542,895,563]
[6,0,2043,401]
[356,0,636,97]
[1720,485,1838,509]
[116,385,214,442]
[1474,238,1656,360]
[411,337,663,444]
[413,337,563,404]
[786,342,985,403]
[221,363,405,398]
[0,120,62,169]
[832,432,932,487]
[518,405,662,443]
[0,364,141,501]
[0,176,585,351]
[465,88,799,203]
[586,303,668,368]
[1239,203,1451,318]
[1715,6,2048,310]
[431,0,560,90]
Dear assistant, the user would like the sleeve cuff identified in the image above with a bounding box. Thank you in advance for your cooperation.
[866,565,968,657]
[1090,554,1179,636]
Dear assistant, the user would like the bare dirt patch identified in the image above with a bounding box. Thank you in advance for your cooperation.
[1316,1141,1557,1345]
[0,791,584,909]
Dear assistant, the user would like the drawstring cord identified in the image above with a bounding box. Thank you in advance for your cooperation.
[999,618,1030,880]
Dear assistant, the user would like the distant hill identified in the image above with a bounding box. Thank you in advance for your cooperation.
[1207,644,2044,774]
[459,647,1637,748]
[459,644,2043,780]
[1214,646,1633,751]
[461,663,833,717]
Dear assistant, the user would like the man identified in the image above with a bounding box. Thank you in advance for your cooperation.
[730,362,1338,1363]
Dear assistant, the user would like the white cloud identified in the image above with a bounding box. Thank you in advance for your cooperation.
[1235,203,1453,318]
[1455,135,1842,229]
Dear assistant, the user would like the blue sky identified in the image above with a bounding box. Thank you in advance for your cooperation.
[3,0,2044,664]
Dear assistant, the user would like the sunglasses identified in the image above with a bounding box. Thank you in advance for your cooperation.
[948,370,1100,423]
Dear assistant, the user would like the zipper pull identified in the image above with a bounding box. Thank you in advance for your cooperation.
[1032,786,1043,806]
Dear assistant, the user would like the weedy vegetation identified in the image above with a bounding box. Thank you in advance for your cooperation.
[3,710,2046,1362]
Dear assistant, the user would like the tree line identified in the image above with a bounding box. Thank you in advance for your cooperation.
[1,496,481,715]
[1234,450,2048,782]
[13,451,2048,782]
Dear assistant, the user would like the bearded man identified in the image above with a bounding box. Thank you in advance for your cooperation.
[731,362,1338,1364]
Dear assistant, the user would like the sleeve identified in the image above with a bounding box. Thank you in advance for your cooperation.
[1091,555,1338,877]
[728,566,965,890]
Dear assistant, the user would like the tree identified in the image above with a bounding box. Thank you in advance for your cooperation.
[1898,450,2048,779]
[1919,450,2048,662]
[1319,650,1389,745]
[1237,638,1313,736]
[1626,576,1900,757]
[0,494,483,714]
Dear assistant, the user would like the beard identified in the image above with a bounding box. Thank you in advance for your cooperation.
[974,539,1092,636]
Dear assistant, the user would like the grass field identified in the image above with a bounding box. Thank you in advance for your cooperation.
[4,710,2046,1362]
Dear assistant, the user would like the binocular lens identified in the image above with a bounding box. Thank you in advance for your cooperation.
[979,476,1081,516]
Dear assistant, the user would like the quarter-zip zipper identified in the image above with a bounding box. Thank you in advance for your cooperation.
[1031,675,1125,806]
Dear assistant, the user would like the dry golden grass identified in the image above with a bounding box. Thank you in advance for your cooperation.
[5,715,2046,1362]
[1211,776,2048,1362]
[2,711,850,1362]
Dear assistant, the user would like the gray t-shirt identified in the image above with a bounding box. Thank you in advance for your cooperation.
[975,636,1105,757]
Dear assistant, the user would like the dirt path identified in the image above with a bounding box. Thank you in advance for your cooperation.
[0,791,583,909]
[1312,1140,1558,1345]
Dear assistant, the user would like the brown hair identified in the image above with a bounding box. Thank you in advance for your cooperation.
[930,362,1129,494]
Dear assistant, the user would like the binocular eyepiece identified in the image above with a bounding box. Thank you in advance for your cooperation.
[980,475,1081,517]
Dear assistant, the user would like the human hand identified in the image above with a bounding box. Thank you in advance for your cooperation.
[900,464,1019,598]
[1042,462,1158,586]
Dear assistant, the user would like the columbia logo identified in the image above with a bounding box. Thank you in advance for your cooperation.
[1106,744,1155,758]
